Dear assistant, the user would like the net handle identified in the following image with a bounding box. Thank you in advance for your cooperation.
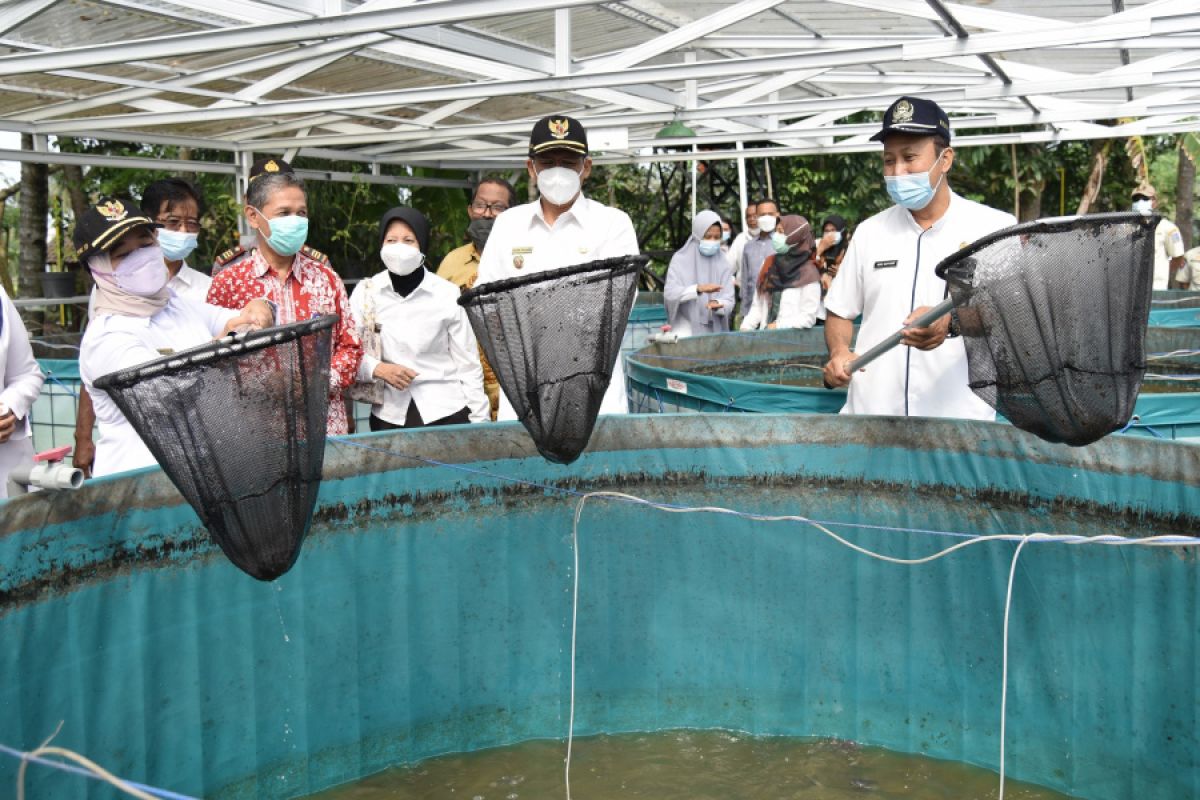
[823,297,954,389]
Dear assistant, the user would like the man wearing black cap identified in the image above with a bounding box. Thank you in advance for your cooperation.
[822,96,1016,419]
[212,157,330,276]
[476,114,639,417]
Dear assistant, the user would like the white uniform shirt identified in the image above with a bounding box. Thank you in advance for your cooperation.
[168,263,213,302]
[727,230,751,272]
[79,294,237,478]
[1153,218,1186,290]
[824,192,1016,419]
[349,271,488,425]
[0,287,45,498]
[477,194,640,418]
[1177,246,1200,290]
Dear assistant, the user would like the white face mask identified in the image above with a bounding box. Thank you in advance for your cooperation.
[92,245,169,296]
[536,166,583,206]
[1132,199,1153,214]
[829,231,843,245]
[757,214,777,234]
[380,242,424,276]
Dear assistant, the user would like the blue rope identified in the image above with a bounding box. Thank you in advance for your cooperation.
[44,371,79,399]
[0,743,198,800]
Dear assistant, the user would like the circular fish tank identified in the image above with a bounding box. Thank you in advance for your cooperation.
[627,326,1200,441]
[2,416,1198,798]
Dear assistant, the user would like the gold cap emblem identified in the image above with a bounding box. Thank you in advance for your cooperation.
[548,119,570,139]
[97,200,128,222]
[892,100,914,123]
[264,160,280,173]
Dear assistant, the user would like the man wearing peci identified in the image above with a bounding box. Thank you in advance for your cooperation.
[476,115,639,418]
[822,96,1016,419]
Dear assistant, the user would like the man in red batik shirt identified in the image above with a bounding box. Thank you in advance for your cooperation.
[207,157,362,434]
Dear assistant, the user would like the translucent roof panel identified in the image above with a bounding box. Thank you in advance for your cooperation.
[0,0,1194,171]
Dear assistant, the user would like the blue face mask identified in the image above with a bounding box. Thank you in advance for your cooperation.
[698,240,721,257]
[884,151,947,211]
[157,229,198,262]
[721,229,731,243]
[770,231,790,254]
[253,208,309,257]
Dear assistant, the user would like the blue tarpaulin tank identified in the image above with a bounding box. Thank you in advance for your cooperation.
[627,326,1200,441]
[1,416,1198,799]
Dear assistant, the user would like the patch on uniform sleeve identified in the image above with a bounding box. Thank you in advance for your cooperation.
[214,245,246,267]
[873,260,898,270]
[300,245,329,264]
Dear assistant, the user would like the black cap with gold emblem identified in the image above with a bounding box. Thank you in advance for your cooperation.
[870,96,951,143]
[72,197,157,261]
[248,156,295,184]
[528,115,588,158]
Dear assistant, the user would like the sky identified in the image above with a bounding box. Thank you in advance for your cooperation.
[0,131,23,185]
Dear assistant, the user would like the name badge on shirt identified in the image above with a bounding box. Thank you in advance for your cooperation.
[512,246,532,270]
[874,260,898,270]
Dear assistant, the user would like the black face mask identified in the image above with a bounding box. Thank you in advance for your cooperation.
[466,217,495,251]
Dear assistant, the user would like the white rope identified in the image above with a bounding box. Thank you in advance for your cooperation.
[564,491,1199,800]
[14,723,162,800]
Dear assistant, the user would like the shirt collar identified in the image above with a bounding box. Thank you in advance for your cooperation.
[901,190,958,234]
[251,247,303,282]
[170,263,195,286]
[531,194,589,229]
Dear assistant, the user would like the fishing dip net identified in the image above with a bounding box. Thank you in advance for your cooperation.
[459,255,646,464]
[936,212,1157,446]
[92,315,335,581]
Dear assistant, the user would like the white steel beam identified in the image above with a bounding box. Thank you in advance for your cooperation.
[0,0,59,38]
[581,0,784,73]
[30,24,1199,135]
[0,0,610,76]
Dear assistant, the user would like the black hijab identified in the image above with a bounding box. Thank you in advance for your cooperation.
[378,206,431,296]
[822,214,848,263]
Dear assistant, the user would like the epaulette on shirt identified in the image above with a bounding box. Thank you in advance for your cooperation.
[300,245,329,265]
[214,244,247,268]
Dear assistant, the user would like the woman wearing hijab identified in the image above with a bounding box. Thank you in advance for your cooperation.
[77,198,273,478]
[742,215,822,330]
[663,210,736,338]
[815,214,850,291]
[348,207,488,431]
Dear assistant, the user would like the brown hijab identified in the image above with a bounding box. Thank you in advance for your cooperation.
[757,214,820,293]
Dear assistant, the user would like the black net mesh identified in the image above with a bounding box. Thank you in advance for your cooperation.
[935,212,1158,446]
[93,316,335,580]
[459,255,646,464]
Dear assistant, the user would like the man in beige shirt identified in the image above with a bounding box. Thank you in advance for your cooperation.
[436,177,517,419]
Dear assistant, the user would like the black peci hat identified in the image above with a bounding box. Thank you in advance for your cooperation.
[870,96,951,143]
[528,115,588,158]
[248,156,295,184]
[73,198,157,261]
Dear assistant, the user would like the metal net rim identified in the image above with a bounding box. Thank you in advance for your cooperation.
[93,314,338,392]
[933,211,1162,282]
[458,254,649,307]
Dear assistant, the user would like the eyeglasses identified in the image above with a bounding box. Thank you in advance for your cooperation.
[157,215,202,233]
[469,201,509,214]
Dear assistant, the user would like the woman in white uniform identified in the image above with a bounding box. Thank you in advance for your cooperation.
[663,210,736,337]
[76,198,273,478]
[349,207,488,431]
[0,285,45,498]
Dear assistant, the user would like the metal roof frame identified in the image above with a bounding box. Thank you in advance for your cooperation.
[0,0,1196,180]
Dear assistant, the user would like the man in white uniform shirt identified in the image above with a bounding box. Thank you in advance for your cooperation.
[823,96,1016,419]
[477,114,639,417]
[1130,182,1186,290]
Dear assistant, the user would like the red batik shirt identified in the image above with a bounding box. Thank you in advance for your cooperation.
[207,248,363,435]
